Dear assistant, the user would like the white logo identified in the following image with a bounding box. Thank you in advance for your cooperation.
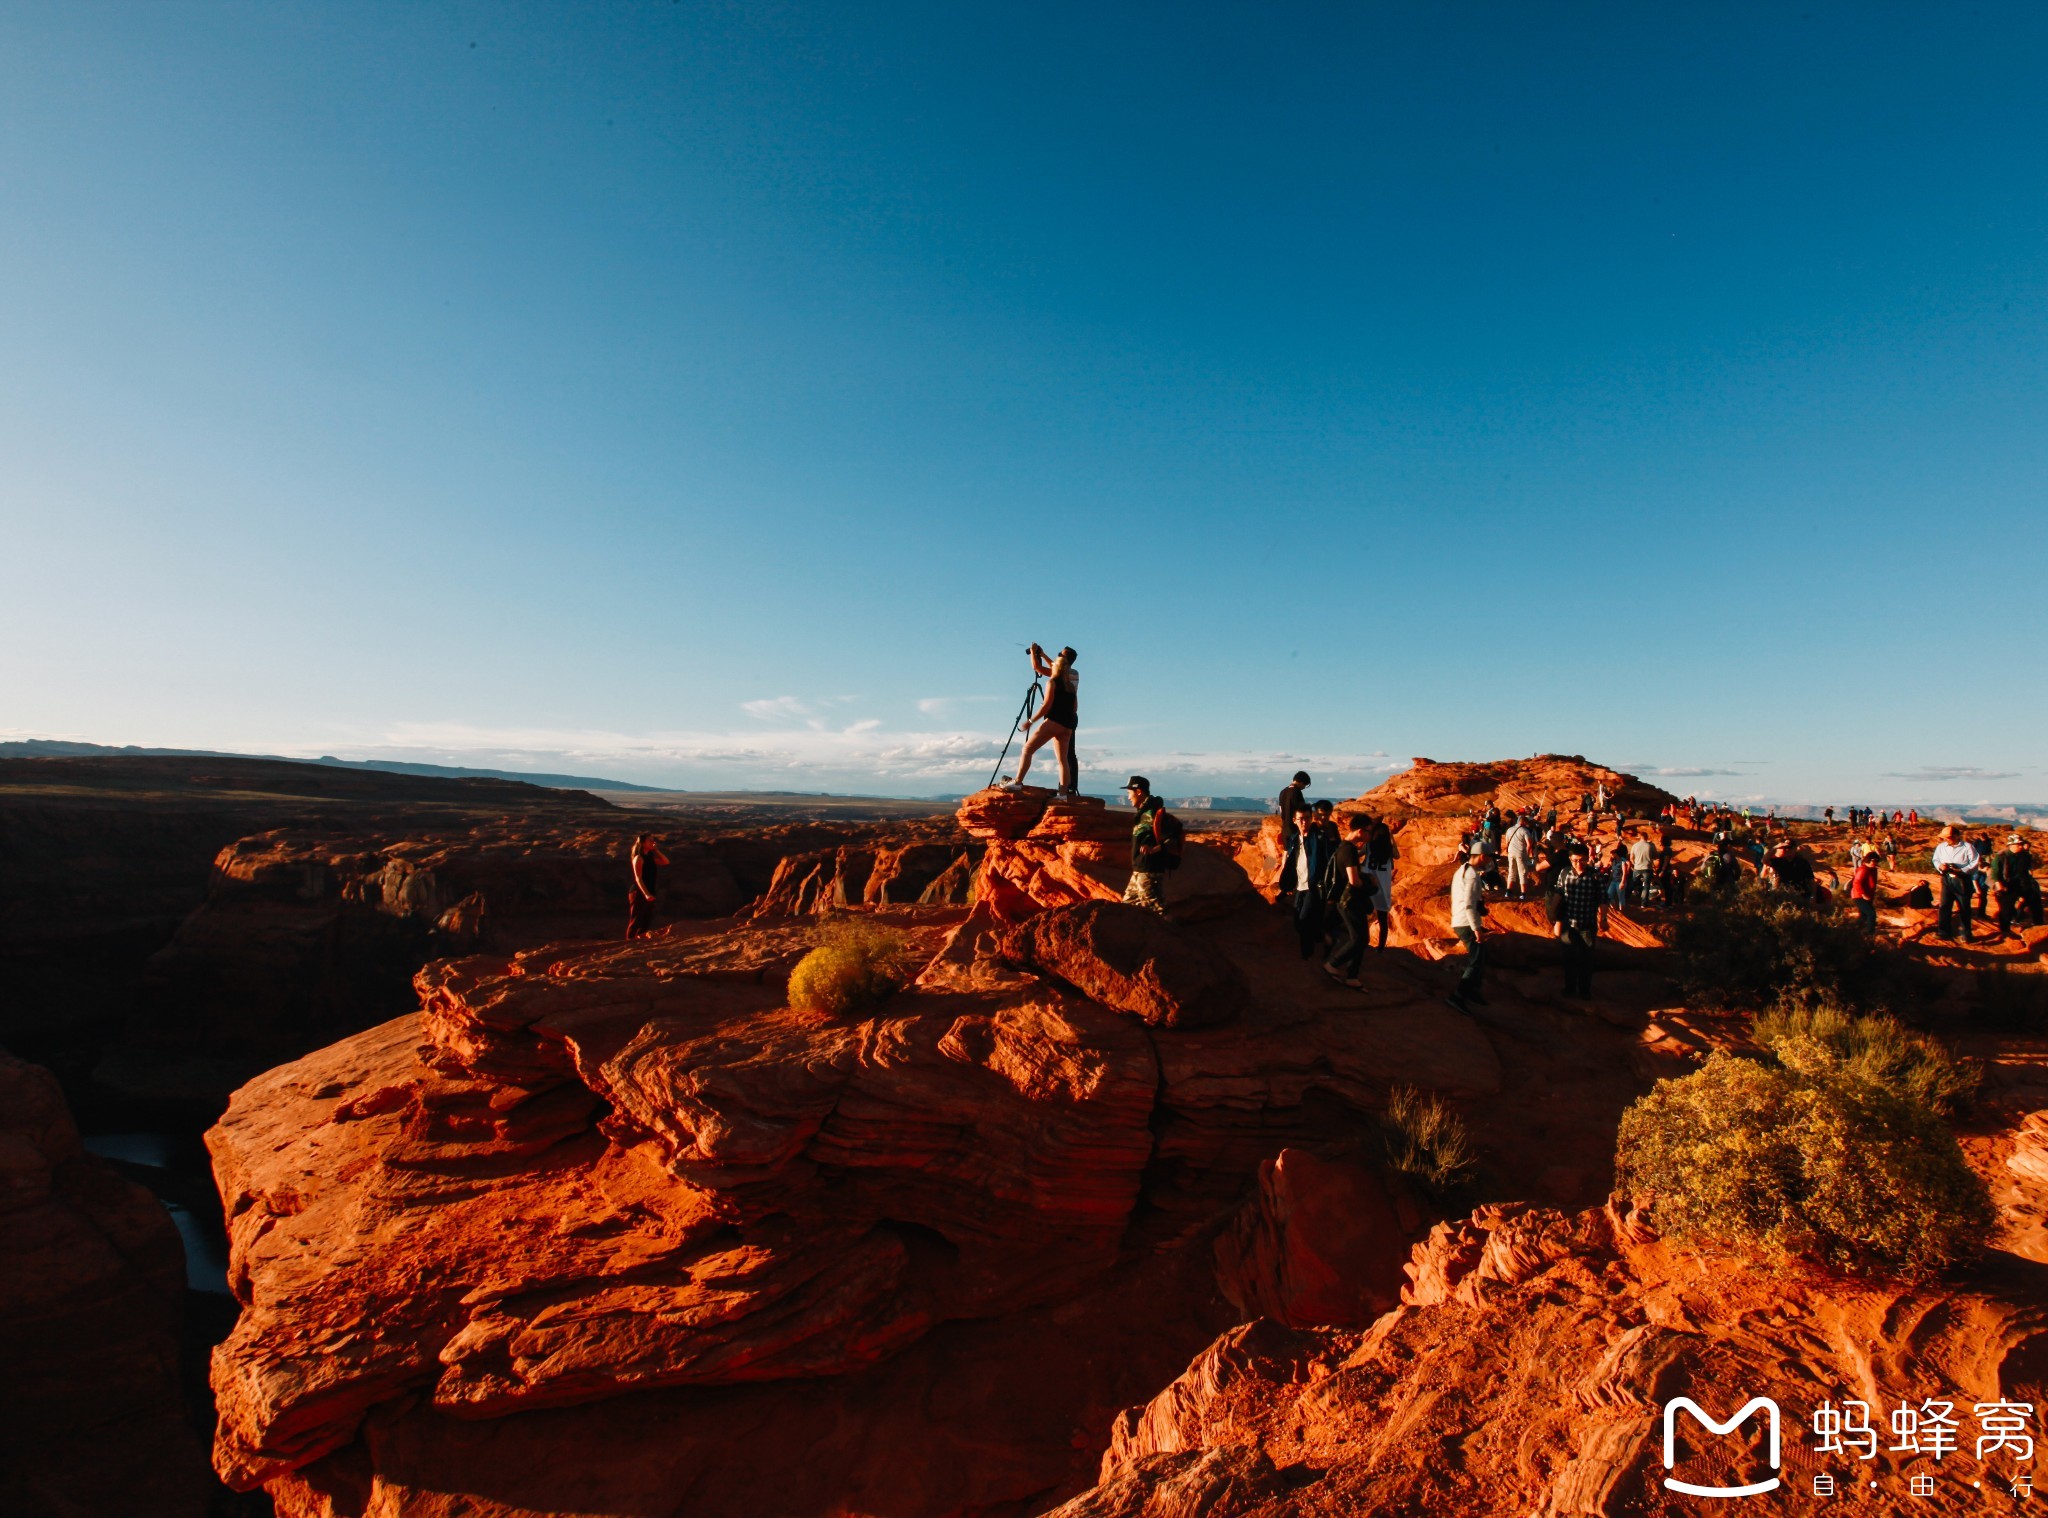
[1663,1397,1783,1498]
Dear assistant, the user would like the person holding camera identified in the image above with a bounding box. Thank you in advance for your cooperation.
[1932,824,1980,942]
[1006,643,1080,798]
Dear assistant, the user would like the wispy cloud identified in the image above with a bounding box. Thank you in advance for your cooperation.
[1626,764,1750,778]
[1882,766,2021,782]
[282,717,1405,795]
[916,695,1003,716]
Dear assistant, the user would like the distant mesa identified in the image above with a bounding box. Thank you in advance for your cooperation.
[0,738,662,793]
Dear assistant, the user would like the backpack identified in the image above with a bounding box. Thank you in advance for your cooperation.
[1150,807,1186,870]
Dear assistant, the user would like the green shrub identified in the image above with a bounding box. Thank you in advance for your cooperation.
[1752,1000,1976,1117]
[1615,1053,1993,1279]
[1381,1086,1477,1201]
[787,917,917,1015]
[1677,884,1889,1011]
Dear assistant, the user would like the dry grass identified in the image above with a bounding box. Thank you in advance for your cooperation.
[787,916,918,1016]
[1752,1000,1977,1117]
[1380,1086,1477,1201]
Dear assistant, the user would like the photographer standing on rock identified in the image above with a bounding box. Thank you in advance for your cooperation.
[1006,643,1080,798]
[626,834,670,941]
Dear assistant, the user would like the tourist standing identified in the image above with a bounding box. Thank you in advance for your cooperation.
[626,834,670,941]
[1007,643,1080,797]
[1324,813,1379,985]
[1365,818,1397,950]
[1121,776,1170,914]
[1932,825,1980,942]
[1848,847,1881,938]
[1287,801,1337,957]
[1555,842,1606,999]
[1276,771,1312,897]
[1991,834,2042,940]
[1627,829,1656,907]
[1504,811,1536,900]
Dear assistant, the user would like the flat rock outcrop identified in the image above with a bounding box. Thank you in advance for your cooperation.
[0,1051,211,1518]
[997,900,1251,1029]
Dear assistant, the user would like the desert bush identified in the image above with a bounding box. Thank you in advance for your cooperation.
[1380,1086,1477,1201]
[1752,1000,1976,1117]
[1975,965,2048,1033]
[1677,884,1889,1011]
[1615,1053,1992,1279]
[787,916,917,1016]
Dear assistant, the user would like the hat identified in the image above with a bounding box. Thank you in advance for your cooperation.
[1292,771,1312,785]
[1568,840,1590,855]
[1123,775,1151,793]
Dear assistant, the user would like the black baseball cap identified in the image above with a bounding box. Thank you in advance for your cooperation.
[1124,775,1151,792]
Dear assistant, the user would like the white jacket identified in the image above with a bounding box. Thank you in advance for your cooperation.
[1450,863,1486,930]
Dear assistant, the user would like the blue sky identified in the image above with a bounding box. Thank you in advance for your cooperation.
[4,2,2045,802]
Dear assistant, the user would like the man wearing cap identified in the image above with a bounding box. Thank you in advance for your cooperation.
[1932,825,1980,942]
[1554,841,1607,998]
[1123,776,1169,915]
[1990,833,2042,941]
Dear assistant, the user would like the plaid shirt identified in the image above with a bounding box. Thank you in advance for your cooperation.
[1557,865,1606,929]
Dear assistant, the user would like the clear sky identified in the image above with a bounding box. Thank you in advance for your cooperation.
[4,2,2045,803]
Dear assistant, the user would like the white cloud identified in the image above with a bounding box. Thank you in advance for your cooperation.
[1883,765,2022,782]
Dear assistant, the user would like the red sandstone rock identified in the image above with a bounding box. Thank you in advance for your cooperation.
[1056,1199,2048,1517]
[0,1052,211,1518]
[997,900,1250,1029]
[1212,1147,1417,1328]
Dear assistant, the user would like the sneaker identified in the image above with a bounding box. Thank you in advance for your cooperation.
[1344,977,1363,989]
[998,781,1026,793]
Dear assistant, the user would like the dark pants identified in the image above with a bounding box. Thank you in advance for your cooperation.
[1938,873,1974,941]
[1855,897,1877,937]
[1452,925,1486,994]
[1328,897,1372,977]
[1562,925,1597,996]
[1998,880,2043,936]
[1293,889,1327,959]
[627,890,657,940]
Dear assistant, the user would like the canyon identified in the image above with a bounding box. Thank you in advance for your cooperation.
[6,753,2048,1516]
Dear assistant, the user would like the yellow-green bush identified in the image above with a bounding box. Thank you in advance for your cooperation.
[1752,1000,1976,1117]
[1380,1085,1477,1201]
[787,917,917,1016]
[1615,1052,1992,1279]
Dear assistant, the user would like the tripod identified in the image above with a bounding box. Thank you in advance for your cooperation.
[987,677,1042,791]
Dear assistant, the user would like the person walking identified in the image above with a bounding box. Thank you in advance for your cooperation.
[1122,776,1171,914]
[1323,813,1380,986]
[626,834,670,941]
[1932,825,1980,942]
[1848,846,1881,938]
[1448,846,1489,1012]
[1503,811,1536,900]
[1007,643,1080,797]
[1555,841,1606,998]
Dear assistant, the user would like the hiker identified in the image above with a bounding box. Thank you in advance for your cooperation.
[1323,812,1381,986]
[1448,845,1489,1012]
[626,834,670,941]
[1364,817,1397,949]
[1991,834,2043,940]
[1503,811,1536,900]
[1627,829,1656,907]
[1825,805,1835,825]
[1276,771,1312,893]
[1289,800,1341,956]
[1121,776,1176,914]
[1554,841,1606,999]
[1932,825,1980,942]
[1848,845,1881,938]
[1008,643,1080,797]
